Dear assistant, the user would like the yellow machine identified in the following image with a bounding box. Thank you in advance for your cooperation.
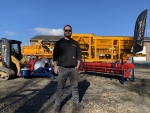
[0,38,26,80]
[21,33,145,64]
[72,34,135,62]
[22,40,54,61]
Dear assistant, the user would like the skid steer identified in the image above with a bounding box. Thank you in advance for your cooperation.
[0,38,25,80]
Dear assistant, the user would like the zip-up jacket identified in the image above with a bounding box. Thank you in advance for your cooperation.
[53,38,82,67]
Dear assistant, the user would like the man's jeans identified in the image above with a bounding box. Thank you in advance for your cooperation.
[55,66,79,105]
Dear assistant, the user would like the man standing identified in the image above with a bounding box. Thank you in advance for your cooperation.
[53,25,83,113]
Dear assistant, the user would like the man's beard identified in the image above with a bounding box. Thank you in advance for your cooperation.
[64,34,72,38]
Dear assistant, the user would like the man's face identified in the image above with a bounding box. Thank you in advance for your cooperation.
[64,26,72,37]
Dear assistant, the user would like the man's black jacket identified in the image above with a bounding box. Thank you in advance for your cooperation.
[53,38,82,67]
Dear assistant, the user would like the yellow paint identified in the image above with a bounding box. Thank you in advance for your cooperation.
[0,62,2,67]
[11,56,20,75]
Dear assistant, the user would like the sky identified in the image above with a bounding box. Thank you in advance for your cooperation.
[0,0,150,45]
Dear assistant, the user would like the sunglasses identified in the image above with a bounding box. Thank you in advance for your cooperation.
[64,30,72,32]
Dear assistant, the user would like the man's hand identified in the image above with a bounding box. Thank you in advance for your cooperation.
[54,66,59,74]
[53,61,59,74]
[75,60,81,69]
[75,65,79,69]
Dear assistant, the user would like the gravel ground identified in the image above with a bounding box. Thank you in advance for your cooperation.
[0,63,150,113]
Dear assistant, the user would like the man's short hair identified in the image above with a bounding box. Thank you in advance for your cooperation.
[64,25,72,30]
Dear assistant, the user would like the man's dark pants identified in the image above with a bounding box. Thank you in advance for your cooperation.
[55,66,79,105]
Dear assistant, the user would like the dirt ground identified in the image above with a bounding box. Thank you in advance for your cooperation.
[0,62,150,113]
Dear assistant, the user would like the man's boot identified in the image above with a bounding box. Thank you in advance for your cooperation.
[72,102,84,113]
[54,104,60,113]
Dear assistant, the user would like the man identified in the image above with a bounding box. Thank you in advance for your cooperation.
[53,25,83,113]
